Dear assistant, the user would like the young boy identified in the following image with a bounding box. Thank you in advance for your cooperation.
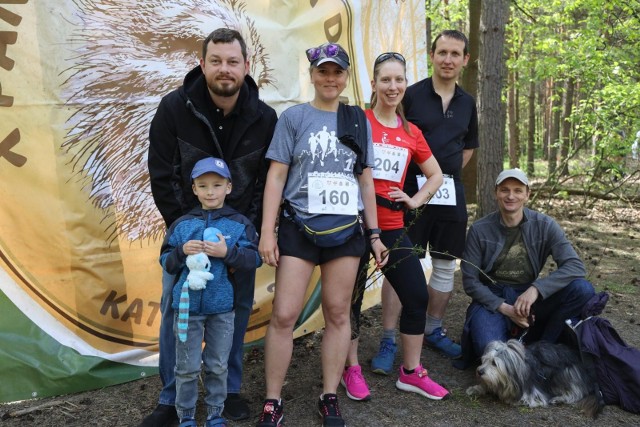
[160,157,262,427]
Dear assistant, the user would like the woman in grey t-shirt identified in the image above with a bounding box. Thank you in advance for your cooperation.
[256,43,387,427]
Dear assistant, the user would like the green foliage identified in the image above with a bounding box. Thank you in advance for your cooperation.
[425,0,469,35]
[426,0,640,198]
[510,1,640,139]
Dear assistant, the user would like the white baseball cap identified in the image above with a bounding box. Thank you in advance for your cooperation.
[495,168,529,186]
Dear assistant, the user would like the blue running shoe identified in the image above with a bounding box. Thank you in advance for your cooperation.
[371,338,397,375]
[425,327,461,359]
[205,415,228,427]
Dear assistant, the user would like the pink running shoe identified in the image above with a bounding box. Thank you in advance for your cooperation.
[340,365,372,401]
[395,365,449,400]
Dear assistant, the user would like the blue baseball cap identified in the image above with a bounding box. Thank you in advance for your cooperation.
[191,157,232,181]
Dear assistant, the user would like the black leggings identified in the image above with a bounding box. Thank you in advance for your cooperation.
[351,228,429,337]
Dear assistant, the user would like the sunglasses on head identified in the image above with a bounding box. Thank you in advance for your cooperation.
[306,43,342,62]
[374,52,406,66]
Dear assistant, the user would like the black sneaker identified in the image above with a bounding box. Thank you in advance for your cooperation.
[222,393,250,420]
[317,394,345,427]
[138,404,179,427]
[256,399,283,427]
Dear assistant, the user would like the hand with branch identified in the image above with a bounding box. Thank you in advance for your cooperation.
[369,235,389,269]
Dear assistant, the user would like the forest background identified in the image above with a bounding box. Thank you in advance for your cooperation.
[437,0,639,216]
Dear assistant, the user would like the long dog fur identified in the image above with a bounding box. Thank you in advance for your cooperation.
[466,339,603,418]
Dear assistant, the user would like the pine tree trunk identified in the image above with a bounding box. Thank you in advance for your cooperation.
[540,81,549,161]
[548,80,561,176]
[526,73,536,175]
[477,0,509,217]
[559,77,575,176]
[461,0,481,204]
[508,68,520,168]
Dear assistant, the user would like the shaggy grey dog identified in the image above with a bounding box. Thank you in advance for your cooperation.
[466,339,603,418]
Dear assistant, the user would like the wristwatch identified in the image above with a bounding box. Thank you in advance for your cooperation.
[366,228,382,237]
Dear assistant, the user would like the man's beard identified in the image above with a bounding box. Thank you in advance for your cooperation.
[208,79,243,97]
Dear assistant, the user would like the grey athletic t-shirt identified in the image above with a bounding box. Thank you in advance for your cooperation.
[266,103,374,220]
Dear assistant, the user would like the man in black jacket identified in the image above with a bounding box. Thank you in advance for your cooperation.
[141,28,277,427]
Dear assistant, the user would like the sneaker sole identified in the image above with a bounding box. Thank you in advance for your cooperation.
[257,414,283,427]
[424,341,462,359]
[370,364,392,375]
[340,378,371,401]
[395,380,449,401]
[221,410,249,421]
[317,412,346,427]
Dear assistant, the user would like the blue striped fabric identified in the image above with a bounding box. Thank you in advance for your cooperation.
[177,280,190,342]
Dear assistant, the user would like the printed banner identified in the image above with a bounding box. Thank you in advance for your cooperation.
[0,0,427,402]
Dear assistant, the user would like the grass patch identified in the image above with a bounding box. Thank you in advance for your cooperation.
[595,281,639,295]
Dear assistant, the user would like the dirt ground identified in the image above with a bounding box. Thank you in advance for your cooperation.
[1,195,639,427]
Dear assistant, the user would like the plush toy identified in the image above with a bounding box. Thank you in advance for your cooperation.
[177,227,222,342]
[184,252,213,290]
[184,227,220,290]
[203,226,221,243]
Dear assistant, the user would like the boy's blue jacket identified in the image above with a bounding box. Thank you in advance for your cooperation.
[160,205,261,315]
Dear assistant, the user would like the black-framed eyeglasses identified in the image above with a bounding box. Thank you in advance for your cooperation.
[306,43,342,62]
[374,52,406,66]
